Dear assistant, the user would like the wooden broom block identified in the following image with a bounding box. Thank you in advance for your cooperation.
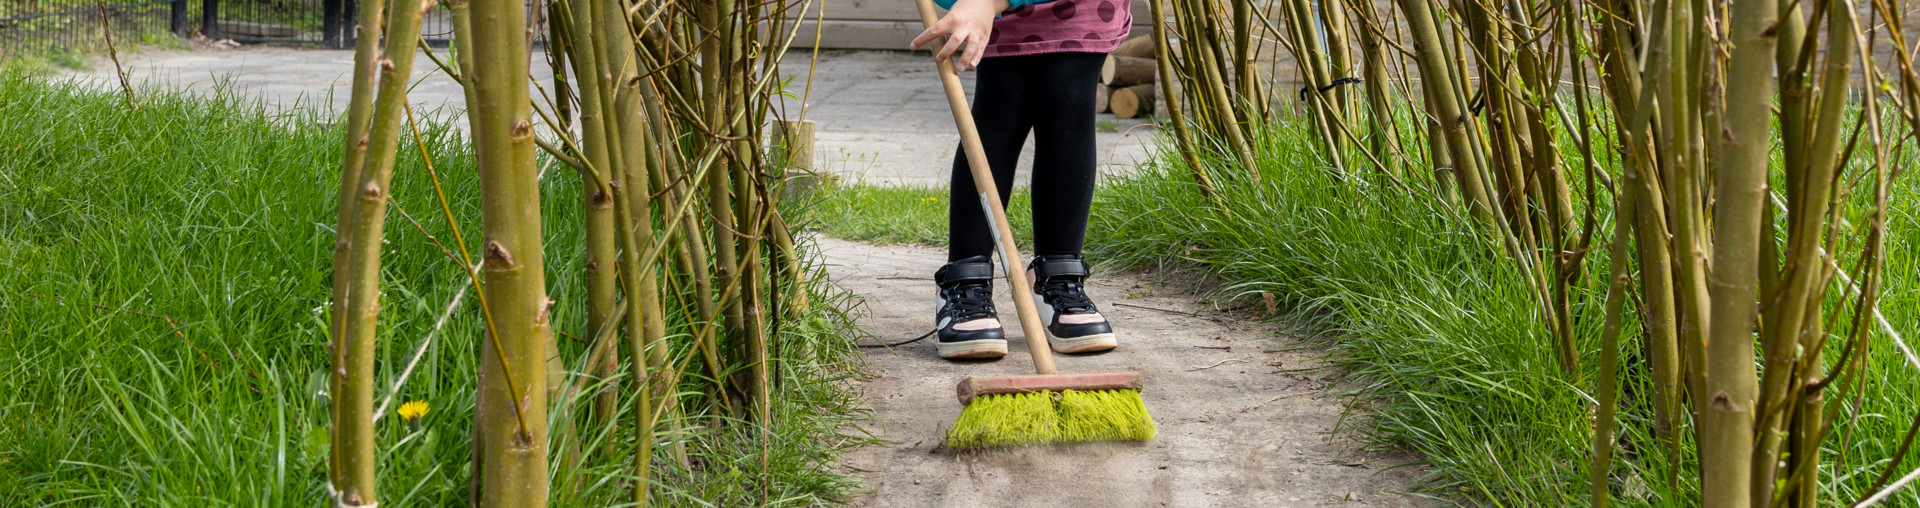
[1094,83,1111,113]
[956,371,1146,404]
[1110,83,1156,119]
[1100,55,1156,87]
[1112,35,1155,59]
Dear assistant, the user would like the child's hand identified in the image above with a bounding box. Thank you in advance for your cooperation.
[910,0,1011,72]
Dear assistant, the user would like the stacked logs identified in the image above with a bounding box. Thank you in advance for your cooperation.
[1096,35,1157,119]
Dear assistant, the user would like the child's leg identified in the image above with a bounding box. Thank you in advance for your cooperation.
[1019,52,1116,354]
[1024,52,1106,257]
[948,56,1035,262]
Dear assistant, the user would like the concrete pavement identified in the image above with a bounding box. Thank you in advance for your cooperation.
[67,46,1159,187]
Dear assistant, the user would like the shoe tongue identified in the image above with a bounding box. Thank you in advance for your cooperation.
[948,282,992,295]
[1041,279,1096,313]
[943,285,996,320]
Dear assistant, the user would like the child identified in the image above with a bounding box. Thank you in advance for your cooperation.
[910,0,1128,360]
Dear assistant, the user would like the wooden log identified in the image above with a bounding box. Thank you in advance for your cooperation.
[1111,83,1157,119]
[1113,35,1155,59]
[775,120,815,171]
[1094,83,1111,113]
[775,120,820,197]
[1101,55,1157,87]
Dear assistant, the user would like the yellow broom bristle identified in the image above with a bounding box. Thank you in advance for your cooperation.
[1057,389,1157,442]
[946,389,1156,449]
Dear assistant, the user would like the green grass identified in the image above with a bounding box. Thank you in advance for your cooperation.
[1085,124,1629,504]
[795,183,1033,249]
[1085,121,1920,504]
[802,109,1920,504]
[2,11,191,75]
[0,73,869,506]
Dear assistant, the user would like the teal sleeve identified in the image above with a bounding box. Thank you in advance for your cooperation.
[932,0,1058,11]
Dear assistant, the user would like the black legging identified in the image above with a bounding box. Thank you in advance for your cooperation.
[948,52,1104,263]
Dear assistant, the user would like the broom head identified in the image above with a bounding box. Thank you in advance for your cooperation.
[946,371,1155,449]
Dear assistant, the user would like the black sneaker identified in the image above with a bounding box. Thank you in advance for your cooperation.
[933,256,1008,360]
[1028,255,1117,353]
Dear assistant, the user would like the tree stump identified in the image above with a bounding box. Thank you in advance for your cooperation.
[1101,55,1156,87]
[1113,35,1155,59]
[1111,83,1157,119]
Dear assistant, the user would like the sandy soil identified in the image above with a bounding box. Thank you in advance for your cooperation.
[818,238,1433,507]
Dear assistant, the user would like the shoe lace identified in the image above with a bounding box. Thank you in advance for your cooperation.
[1037,277,1097,314]
[941,284,997,321]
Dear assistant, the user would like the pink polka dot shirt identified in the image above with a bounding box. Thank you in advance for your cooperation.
[936,0,1134,58]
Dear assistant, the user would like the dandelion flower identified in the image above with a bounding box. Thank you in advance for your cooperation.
[398,400,429,421]
[924,196,939,203]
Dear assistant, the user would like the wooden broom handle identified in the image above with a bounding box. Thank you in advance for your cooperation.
[911,0,1057,376]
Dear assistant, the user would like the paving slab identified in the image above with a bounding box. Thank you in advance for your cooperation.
[65,45,520,121]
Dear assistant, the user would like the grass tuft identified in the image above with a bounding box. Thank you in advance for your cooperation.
[792,184,1034,248]
[0,72,871,506]
[1087,114,1920,504]
[1088,121,1647,503]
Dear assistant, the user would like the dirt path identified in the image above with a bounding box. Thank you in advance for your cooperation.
[818,238,1432,507]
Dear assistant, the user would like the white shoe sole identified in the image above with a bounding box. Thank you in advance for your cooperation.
[1048,332,1117,354]
[1034,295,1118,353]
[938,338,1009,359]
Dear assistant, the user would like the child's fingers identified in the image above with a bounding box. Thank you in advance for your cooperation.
[962,31,989,69]
[937,34,965,65]
[948,31,979,71]
[909,25,944,51]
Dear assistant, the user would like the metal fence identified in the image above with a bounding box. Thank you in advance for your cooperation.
[0,0,188,57]
[0,0,448,58]
[204,0,328,44]
[210,2,485,47]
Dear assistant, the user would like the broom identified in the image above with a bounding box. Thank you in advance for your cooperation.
[911,0,1157,449]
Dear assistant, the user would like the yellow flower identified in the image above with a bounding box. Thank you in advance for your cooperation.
[924,197,938,203]
[397,400,429,422]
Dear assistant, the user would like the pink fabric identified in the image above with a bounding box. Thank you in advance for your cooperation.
[985,0,1133,58]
